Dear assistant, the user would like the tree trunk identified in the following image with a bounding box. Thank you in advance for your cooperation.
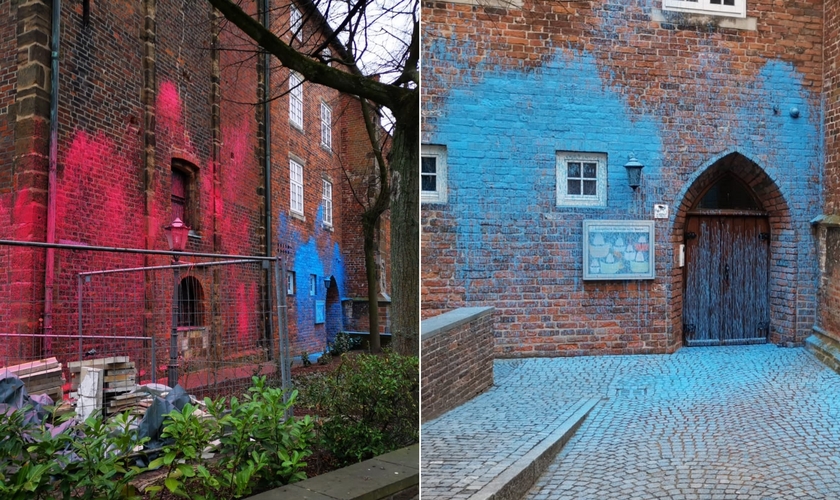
[363,215,381,353]
[389,94,419,357]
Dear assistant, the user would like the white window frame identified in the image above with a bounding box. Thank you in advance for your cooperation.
[320,102,332,150]
[290,157,304,215]
[290,5,302,41]
[309,274,317,296]
[421,144,447,204]
[662,0,745,18]
[556,151,608,208]
[289,72,303,130]
[322,179,333,227]
[322,47,331,67]
[286,271,296,295]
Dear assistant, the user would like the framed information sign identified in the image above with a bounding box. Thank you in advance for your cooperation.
[583,220,655,280]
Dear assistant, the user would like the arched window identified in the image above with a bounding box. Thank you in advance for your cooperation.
[696,173,763,211]
[178,276,204,327]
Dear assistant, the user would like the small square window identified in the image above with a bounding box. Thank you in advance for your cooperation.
[309,274,317,296]
[286,271,296,295]
[556,152,607,207]
[289,72,303,130]
[662,0,745,18]
[421,144,447,204]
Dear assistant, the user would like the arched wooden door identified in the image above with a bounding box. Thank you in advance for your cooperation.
[683,174,771,346]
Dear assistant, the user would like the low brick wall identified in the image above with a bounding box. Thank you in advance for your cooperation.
[421,306,495,422]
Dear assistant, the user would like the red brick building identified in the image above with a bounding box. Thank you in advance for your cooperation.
[422,0,840,363]
[0,0,389,380]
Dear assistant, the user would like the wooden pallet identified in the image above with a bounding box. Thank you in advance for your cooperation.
[0,357,65,402]
[69,357,138,415]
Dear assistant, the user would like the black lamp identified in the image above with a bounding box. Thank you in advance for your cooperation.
[624,154,644,190]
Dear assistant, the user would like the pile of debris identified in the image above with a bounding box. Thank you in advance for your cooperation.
[0,357,65,403]
[69,356,151,417]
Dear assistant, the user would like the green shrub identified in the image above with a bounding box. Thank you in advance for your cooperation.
[301,352,418,465]
[0,406,147,500]
[328,331,361,356]
[301,351,311,367]
[148,377,313,499]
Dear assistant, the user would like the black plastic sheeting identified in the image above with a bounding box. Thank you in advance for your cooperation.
[0,372,57,425]
[136,384,192,448]
[1,370,192,457]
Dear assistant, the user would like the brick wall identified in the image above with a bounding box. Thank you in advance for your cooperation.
[0,0,381,366]
[421,306,495,422]
[818,0,840,346]
[422,0,823,356]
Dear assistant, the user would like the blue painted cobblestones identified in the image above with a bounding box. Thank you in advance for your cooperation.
[422,345,840,499]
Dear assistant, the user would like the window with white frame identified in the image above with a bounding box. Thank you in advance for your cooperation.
[322,179,333,227]
[322,47,331,67]
[556,151,608,207]
[662,0,745,18]
[289,72,303,130]
[290,158,304,215]
[421,145,447,204]
[286,271,296,295]
[320,102,332,150]
[309,274,317,296]
[290,5,302,41]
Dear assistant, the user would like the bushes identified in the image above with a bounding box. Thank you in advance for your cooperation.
[300,352,419,465]
[0,409,147,500]
[148,377,314,499]
[0,377,313,500]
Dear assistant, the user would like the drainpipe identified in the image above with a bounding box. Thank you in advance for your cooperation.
[263,0,274,353]
[44,0,62,355]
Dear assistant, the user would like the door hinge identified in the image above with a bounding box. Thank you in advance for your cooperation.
[685,232,697,241]
[759,232,770,242]
[758,321,770,337]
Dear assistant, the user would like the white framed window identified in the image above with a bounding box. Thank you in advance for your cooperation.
[290,157,304,215]
[309,274,317,296]
[322,179,333,227]
[289,72,303,130]
[315,300,325,324]
[320,102,332,150]
[322,47,332,67]
[662,0,745,18]
[286,271,296,295]
[421,144,447,204]
[290,5,302,41]
[556,151,608,208]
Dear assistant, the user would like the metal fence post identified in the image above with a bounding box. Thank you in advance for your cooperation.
[273,259,291,399]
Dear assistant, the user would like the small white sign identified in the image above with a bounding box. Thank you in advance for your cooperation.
[654,204,669,219]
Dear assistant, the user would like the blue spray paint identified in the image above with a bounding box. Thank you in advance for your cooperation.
[276,212,347,351]
[428,46,663,300]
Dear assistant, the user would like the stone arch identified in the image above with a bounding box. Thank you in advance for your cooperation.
[671,151,795,347]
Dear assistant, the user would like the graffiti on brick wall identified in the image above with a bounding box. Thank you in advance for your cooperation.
[277,213,347,352]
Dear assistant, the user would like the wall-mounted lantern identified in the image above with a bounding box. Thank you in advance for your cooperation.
[164,218,190,253]
[624,154,645,190]
[163,217,190,387]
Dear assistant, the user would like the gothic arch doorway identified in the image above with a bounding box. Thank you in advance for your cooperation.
[683,172,771,345]
[325,276,342,344]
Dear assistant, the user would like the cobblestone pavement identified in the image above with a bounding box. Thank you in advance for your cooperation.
[421,345,840,500]
[523,345,840,499]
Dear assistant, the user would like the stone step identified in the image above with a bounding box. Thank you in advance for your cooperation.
[466,397,600,500]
